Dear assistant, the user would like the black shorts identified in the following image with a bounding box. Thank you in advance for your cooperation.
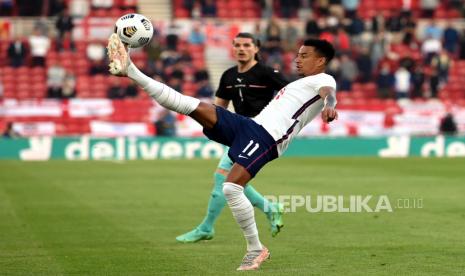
[203,106,278,178]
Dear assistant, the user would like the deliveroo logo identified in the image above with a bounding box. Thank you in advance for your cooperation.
[378,136,410,157]
[20,137,53,161]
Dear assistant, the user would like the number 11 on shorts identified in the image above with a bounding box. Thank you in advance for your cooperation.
[242,140,260,156]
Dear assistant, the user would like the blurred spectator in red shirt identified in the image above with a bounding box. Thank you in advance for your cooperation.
[320,26,350,51]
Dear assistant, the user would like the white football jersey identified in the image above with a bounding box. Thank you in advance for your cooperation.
[253,73,336,155]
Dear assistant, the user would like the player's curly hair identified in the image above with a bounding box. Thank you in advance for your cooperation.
[303,39,335,64]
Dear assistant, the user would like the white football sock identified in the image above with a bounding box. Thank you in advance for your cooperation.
[223,182,263,252]
[127,62,200,115]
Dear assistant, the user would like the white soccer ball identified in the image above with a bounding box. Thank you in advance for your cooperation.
[114,13,154,48]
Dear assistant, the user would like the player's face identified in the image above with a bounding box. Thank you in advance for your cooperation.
[232,37,258,64]
[295,46,326,76]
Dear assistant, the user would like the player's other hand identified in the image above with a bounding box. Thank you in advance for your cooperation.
[321,107,338,123]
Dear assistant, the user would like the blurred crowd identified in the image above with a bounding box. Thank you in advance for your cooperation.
[2,0,465,102]
[249,1,465,100]
[1,0,464,136]
[0,0,137,17]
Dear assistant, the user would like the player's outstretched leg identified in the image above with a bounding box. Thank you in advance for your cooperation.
[107,33,202,117]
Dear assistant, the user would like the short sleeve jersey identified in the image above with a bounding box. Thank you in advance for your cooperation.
[253,73,337,155]
[215,63,289,118]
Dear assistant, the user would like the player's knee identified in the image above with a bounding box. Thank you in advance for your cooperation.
[222,183,234,198]
[215,168,229,177]
[190,102,217,129]
[222,182,242,198]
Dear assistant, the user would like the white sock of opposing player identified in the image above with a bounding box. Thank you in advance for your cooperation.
[127,62,200,115]
[223,182,263,252]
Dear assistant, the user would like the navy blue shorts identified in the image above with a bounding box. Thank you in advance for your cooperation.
[203,106,278,178]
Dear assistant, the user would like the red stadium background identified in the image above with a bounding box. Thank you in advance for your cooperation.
[1,0,464,137]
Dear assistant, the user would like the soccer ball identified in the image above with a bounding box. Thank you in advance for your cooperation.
[114,13,154,48]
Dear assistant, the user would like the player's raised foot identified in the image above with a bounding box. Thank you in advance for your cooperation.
[175,228,215,243]
[236,246,270,271]
[107,33,130,76]
[269,202,284,237]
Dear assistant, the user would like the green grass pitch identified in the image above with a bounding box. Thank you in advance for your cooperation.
[1,158,465,275]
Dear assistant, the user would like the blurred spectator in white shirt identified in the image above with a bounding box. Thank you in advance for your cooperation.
[70,0,89,17]
[394,66,411,99]
[421,36,442,64]
[87,40,106,75]
[92,0,113,9]
[47,61,66,98]
[420,0,438,18]
[62,72,76,98]
[29,29,51,67]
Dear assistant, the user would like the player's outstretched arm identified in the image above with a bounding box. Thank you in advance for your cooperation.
[319,86,338,123]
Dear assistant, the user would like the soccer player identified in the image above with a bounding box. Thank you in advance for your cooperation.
[176,33,289,243]
[107,35,337,270]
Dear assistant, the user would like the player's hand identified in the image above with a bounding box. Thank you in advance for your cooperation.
[321,107,338,123]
